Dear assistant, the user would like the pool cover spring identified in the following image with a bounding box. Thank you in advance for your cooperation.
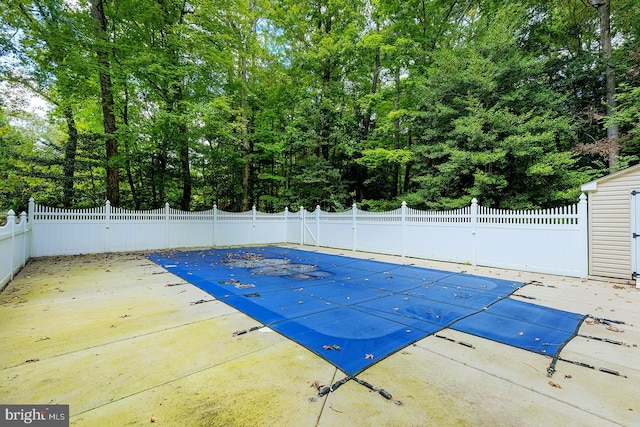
[148,246,586,376]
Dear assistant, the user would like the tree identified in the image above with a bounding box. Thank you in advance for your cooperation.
[588,0,619,169]
[90,0,120,206]
[399,4,588,209]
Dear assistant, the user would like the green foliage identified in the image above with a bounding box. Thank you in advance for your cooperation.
[0,0,637,213]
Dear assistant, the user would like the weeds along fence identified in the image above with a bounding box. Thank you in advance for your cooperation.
[2,195,588,287]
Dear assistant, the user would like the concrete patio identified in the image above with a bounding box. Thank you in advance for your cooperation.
[1,244,638,426]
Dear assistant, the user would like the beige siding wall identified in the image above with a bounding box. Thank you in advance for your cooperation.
[588,168,640,279]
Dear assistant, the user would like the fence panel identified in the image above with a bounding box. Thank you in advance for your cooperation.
[1,195,589,283]
[476,200,587,276]
[214,209,254,246]
[0,211,30,289]
[109,205,167,252]
[32,204,107,256]
[353,207,404,255]
[308,206,355,250]
[403,205,473,263]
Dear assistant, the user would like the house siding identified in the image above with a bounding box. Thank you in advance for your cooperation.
[586,166,640,280]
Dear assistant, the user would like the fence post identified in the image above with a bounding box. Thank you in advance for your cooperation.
[315,205,321,247]
[578,193,588,278]
[8,210,15,281]
[252,205,257,244]
[164,202,170,249]
[284,207,289,243]
[470,198,478,266]
[28,198,35,255]
[20,211,27,268]
[401,202,407,258]
[105,200,111,253]
[299,206,305,245]
[352,203,357,251]
[212,204,217,247]
[28,198,35,224]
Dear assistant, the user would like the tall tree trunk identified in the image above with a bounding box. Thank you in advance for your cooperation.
[362,46,380,140]
[170,83,191,211]
[178,119,191,210]
[240,3,257,211]
[121,84,140,209]
[404,130,412,195]
[589,0,619,169]
[357,45,381,201]
[241,56,251,210]
[62,107,78,208]
[90,0,120,206]
[392,68,400,198]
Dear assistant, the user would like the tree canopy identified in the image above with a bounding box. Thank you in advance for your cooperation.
[1,0,638,213]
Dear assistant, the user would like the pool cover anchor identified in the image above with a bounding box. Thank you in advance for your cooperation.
[315,375,402,404]
[190,299,215,305]
[547,356,628,379]
[435,334,475,349]
[513,294,537,300]
[578,334,629,347]
[586,314,632,327]
[232,325,266,337]
[553,356,628,378]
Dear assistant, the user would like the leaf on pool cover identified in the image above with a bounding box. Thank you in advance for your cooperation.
[322,344,341,351]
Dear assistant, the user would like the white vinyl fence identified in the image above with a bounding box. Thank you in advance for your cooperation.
[0,210,31,289]
[29,199,294,256]
[1,195,588,287]
[301,195,588,277]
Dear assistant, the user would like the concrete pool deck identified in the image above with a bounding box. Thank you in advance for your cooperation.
[1,244,639,426]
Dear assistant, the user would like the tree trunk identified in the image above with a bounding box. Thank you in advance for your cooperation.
[121,85,140,209]
[589,0,619,169]
[178,119,191,210]
[90,0,120,206]
[357,45,381,201]
[241,58,251,210]
[404,130,412,195]
[362,46,380,140]
[62,107,78,208]
[240,2,258,211]
[168,83,191,211]
[392,68,401,198]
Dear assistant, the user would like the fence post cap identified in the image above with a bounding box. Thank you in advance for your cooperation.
[106,200,111,206]
[29,197,35,202]
[7,209,15,216]
[579,193,587,201]
[471,198,478,204]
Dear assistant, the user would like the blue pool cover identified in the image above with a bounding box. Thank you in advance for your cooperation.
[148,246,586,376]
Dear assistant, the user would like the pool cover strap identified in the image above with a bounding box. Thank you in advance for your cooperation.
[318,375,396,402]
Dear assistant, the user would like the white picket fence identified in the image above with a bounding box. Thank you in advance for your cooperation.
[1,194,588,289]
[301,196,588,277]
[0,210,31,289]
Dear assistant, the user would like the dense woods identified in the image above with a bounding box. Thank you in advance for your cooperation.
[1,0,639,213]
